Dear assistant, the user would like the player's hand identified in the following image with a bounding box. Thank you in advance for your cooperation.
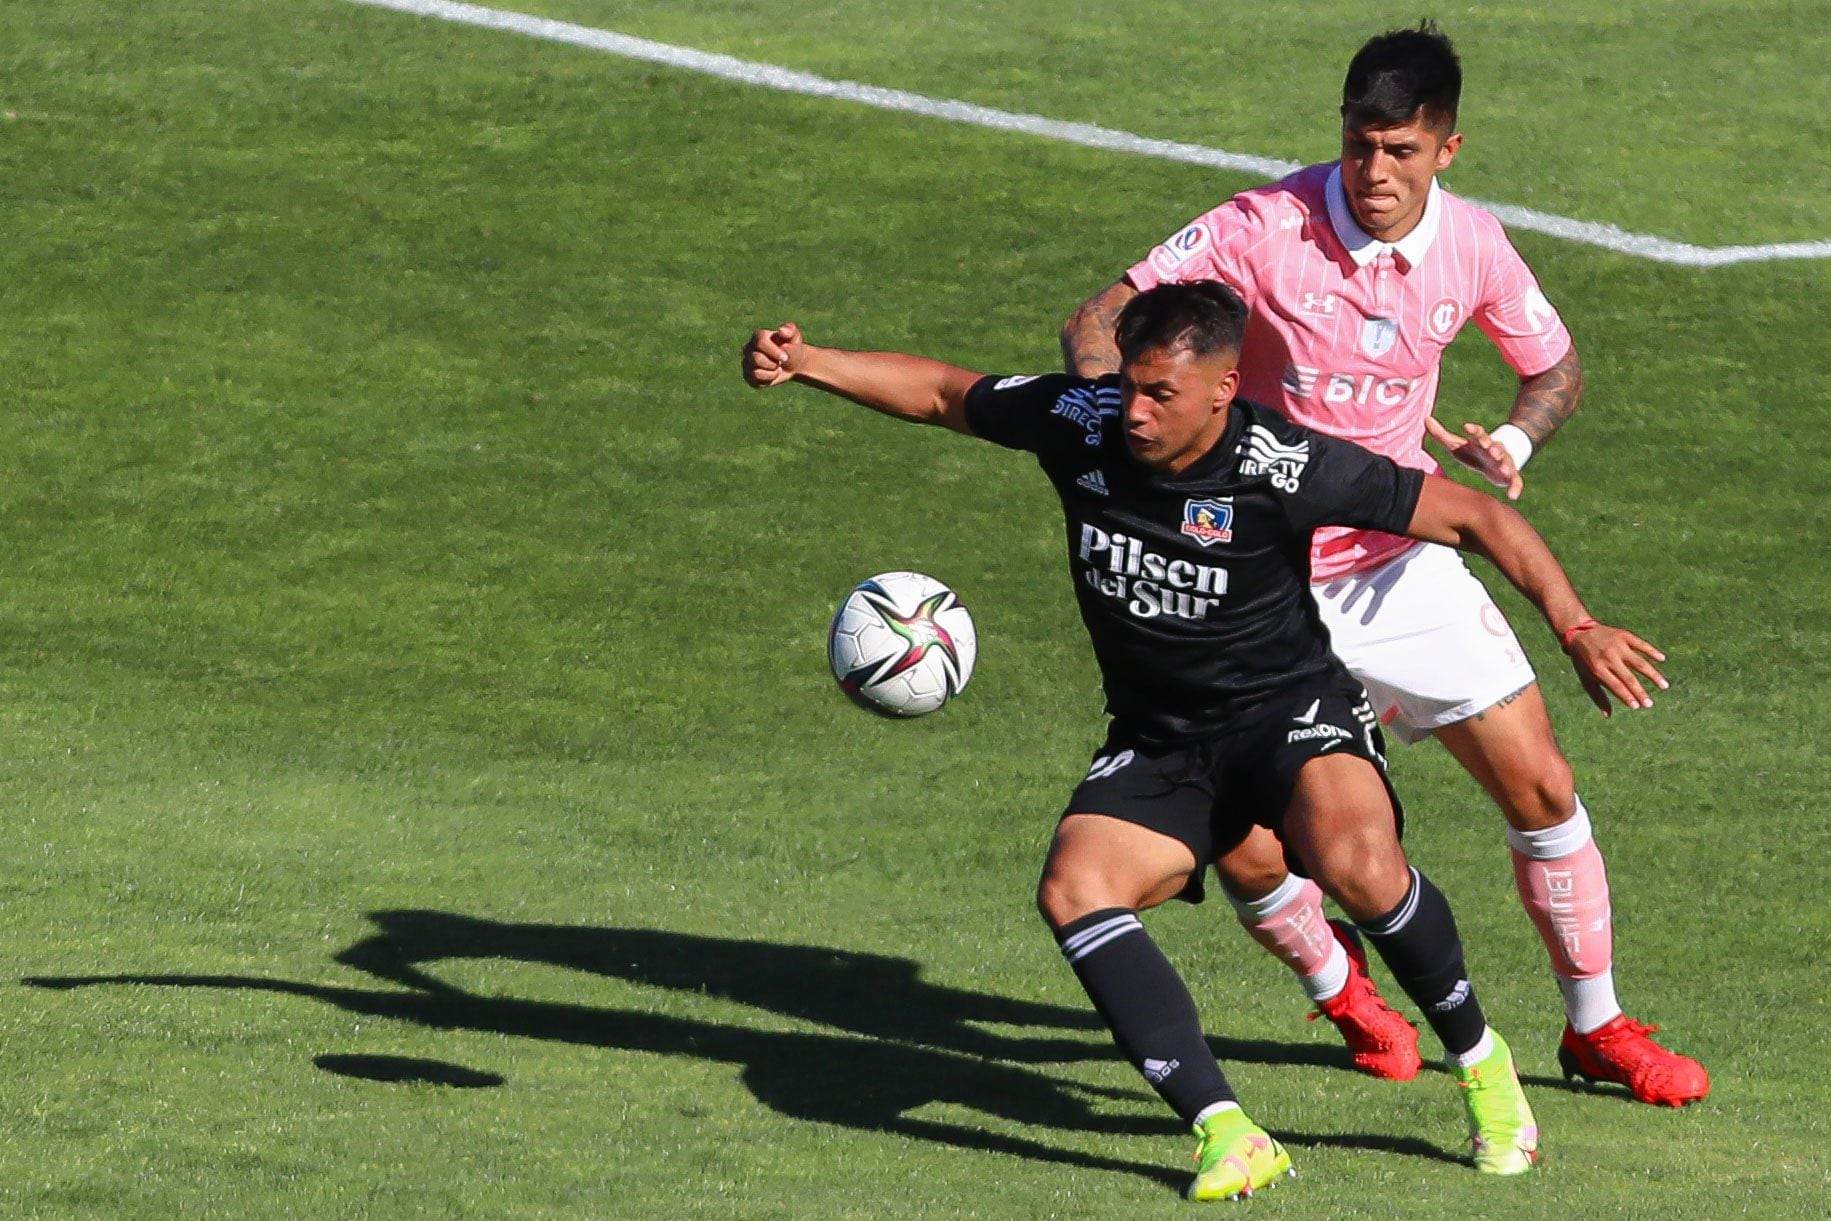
[1563,623,1668,715]
[743,322,807,388]
[1426,416,1524,501]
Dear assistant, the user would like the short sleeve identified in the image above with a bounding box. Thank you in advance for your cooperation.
[1124,187,1281,305]
[1278,430,1425,537]
[964,373,1111,454]
[1472,225,1574,377]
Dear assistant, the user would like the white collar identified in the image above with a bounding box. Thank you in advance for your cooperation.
[1325,164,1442,269]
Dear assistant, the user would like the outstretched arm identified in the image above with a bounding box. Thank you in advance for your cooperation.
[1428,345,1585,500]
[1060,278,1138,377]
[742,322,982,433]
[1402,474,1666,715]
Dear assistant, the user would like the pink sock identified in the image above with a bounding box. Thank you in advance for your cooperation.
[1229,874,1348,1002]
[1508,798,1622,1032]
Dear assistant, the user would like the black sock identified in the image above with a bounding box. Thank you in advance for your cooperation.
[1055,908,1235,1123]
[1357,868,1487,1057]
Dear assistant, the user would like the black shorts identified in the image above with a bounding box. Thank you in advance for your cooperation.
[1061,674,1403,903]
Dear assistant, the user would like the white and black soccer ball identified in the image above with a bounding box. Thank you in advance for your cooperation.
[827,571,977,717]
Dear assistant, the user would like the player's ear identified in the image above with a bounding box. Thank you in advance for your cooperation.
[1436,131,1463,171]
[1210,366,1240,413]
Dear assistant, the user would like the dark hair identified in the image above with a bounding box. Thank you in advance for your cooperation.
[1114,281,1247,364]
[1341,21,1461,134]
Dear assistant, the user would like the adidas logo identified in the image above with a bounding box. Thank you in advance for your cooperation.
[1075,470,1109,496]
[1142,1056,1181,1083]
[1431,979,1473,1012]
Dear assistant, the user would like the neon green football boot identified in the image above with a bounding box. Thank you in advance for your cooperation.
[1186,1108,1293,1202]
[1452,1030,1540,1175]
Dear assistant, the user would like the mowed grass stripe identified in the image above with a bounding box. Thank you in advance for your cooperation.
[346,0,1831,266]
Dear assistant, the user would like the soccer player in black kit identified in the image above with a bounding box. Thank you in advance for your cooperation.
[741,282,1669,1200]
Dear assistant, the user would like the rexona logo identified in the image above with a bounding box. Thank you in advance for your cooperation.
[1287,722,1354,744]
[1079,524,1228,621]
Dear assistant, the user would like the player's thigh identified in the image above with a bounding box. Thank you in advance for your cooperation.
[1281,753,1412,923]
[1313,543,1535,746]
[1433,683,1576,831]
[1040,813,1201,924]
[1037,737,1211,925]
[1232,676,1410,920]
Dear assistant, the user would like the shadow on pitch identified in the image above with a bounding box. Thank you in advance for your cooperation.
[314,1053,504,1088]
[24,910,1455,1189]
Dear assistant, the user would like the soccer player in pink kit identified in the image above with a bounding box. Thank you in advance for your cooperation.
[1061,23,1708,1107]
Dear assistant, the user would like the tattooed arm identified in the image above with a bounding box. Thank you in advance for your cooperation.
[1059,278,1139,377]
[1425,344,1585,501]
[1506,345,1585,447]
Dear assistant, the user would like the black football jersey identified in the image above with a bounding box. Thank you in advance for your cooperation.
[964,372,1424,744]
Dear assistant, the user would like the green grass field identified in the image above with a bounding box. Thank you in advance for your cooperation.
[0,1,1826,1214]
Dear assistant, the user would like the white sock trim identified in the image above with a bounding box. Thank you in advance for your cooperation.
[1506,796,1593,860]
[1194,1100,1242,1125]
[1059,913,1143,963]
[1450,1028,1496,1068]
[1559,972,1624,1034]
[1225,872,1306,920]
[1307,942,1351,1003]
[1359,868,1422,936]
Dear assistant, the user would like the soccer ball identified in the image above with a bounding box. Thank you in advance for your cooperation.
[827,571,977,717]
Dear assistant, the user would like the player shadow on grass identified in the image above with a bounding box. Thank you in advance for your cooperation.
[25,910,1463,1189]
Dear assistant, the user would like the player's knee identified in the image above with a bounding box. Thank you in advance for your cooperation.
[1498,752,1577,831]
[1035,866,1100,931]
[1300,837,1410,923]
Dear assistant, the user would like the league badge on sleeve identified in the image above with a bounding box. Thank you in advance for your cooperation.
[1149,222,1213,276]
[1180,498,1235,546]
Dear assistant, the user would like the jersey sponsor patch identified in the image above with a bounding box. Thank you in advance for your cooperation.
[1179,497,1234,546]
[1238,425,1311,492]
[1282,363,1320,396]
[1050,385,1119,446]
[1078,523,1229,622]
[1523,287,1559,334]
[1148,221,1213,275]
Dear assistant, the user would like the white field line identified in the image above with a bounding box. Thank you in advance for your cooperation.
[347,0,1830,268]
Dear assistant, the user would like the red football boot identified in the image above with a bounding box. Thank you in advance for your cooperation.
[1311,919,1422,1081]
[1558,1015,1710,1106]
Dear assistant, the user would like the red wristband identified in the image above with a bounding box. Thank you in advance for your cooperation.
[1559,619,1600,650]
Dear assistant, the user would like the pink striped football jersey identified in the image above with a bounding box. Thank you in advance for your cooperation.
[1127,163,1572,581]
